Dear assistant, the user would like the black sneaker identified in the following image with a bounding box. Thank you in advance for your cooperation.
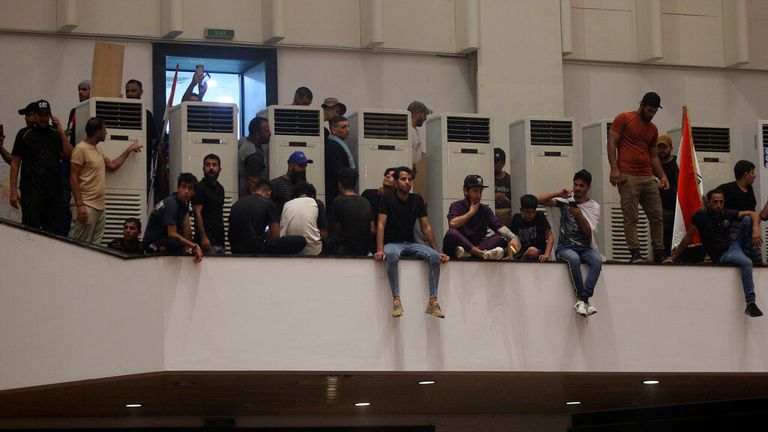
[653,250,667,264]
[745,302,763,318]
[628,250,644,264]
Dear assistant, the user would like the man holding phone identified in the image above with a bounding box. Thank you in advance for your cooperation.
[537,169,603,317]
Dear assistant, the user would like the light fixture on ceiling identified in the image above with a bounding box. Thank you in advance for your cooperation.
[566,401,581,405]
[418,380,436,385]
[174,381,194,387]
[643,380,660,385]
[354,402,370,407]
[125,403,142,408]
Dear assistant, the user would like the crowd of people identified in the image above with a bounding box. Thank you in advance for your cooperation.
[3,85,767,319]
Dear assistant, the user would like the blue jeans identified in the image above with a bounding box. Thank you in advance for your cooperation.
[719,216,756,301]
[556,244,602,302]
[383,242,441,298]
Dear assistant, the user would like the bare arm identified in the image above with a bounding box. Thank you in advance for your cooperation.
[419,216,439,250]
[759,201,768,221]
[70,162,89,224]
[104,141,142,171]
[571,207,593,241]
[52,116,73,159]
[373,213,387,261]
[181,214,193,242]
[9,156,21,208]
[649,150,668,189]
[536,189,570,207]
[668,226,697,262]
[544,228,554,257]
[247,176,262,195]
[269,222,280,240]
[0,135,10,164]
[192,203,210,250]
[448,203,479,229]
[607,130,621,186]
[181,74,199,102]
[738,210,762,247]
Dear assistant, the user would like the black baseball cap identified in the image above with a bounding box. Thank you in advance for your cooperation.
[18,102,36,115]
[463,174,489,189]
[641,92,662,109]
[33,100,52,115]
[494,147,506,161]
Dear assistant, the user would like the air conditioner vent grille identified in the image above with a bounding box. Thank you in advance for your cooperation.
[609,206,650,261]
[692,127,730,153]
[186,105,235,133]
[102,192,143,246]
[95,101,143,130]
[446,116,490,144]
[530,120,573,146]
[762,123,768,147]
[273,109,320,136]
[363,112,409,140]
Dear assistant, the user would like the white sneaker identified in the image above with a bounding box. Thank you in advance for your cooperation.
[585,303,597,316]
[456,246,470,259]
[574,300,588,317]
[483,247,505,260]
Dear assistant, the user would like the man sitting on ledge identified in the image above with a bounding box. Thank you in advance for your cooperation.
[143,173,203,262]
[665,188,763,317]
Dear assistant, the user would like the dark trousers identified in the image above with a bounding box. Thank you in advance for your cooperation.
[442,228,505,258]
[21,193,61,234]
[261,236,307,255]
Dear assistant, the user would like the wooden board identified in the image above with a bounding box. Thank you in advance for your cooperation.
[90,41,125,98]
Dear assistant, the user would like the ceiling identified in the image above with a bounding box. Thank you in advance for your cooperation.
[2,371,768,422]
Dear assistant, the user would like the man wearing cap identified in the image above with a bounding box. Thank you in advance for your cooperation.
[374,166,449,319]
[9,100,73,233]
[608,91,669,263]
[238,117,271,198]
[407,101,432,200]
[4,103,37,166]
[657,134,678,256]
[66,80,91,146]
[321,97,347,140]
[443,174,520,260]
[325,115,355,219]
[493,147,513,227]
[270,150,312,214]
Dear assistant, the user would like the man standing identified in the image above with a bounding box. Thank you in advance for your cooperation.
[192,153,226,255]
[69,117,142,244]
[332,168,374,256]
[325,115,355,218]
[125,79,161,199]
[280,182,328,256]
[666,189,763,317]
[61,79,92,234]
[538,170,602,317]
[374,166,449,319]
[657,135,678,256]
[2,102,36,165]
[142,172,203,262]
[443,175,520,260]
[493,147,513,227]
[608,92,669,263]
[292,87,313,106]
[238,117,271,198]
[321,97,347,139]
[270,151,312,213]
[9,100,73,233]
[407,101,432,200]
[228,181,306,255]
[66,80,91,145]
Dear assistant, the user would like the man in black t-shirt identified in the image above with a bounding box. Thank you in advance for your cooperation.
[143,173,203,262]
[125,79,162,201]
[493,147,512,226]
[270,151,312,214]
[510,194,553,261]
[9,100,73,233]
[228,182,306,255]
[192,154,226,255]
[374,166,449,319]
[362,167,396,252]
[666,188,763,317]
[657,135,679,255]
[331,168,373,256]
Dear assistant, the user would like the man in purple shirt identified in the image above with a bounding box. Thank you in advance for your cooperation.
[443,175,521,260]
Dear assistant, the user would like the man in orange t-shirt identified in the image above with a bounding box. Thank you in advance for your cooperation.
[607,92,669,263]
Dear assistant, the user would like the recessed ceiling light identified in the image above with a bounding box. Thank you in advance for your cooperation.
[418,380,436,385]
[354,402,370,407]
[174,381,194,387]
[643,380,660,385]
[566,401,581,405]
[125,403,142,408]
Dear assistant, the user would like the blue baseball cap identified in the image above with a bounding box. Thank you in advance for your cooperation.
[287,151,313,165]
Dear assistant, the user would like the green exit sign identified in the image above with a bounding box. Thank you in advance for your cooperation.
[205,28,235,39]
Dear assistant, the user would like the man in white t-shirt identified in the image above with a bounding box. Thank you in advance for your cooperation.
[69,117,142,244]
[279,182,329,255]
[407,101,432,200]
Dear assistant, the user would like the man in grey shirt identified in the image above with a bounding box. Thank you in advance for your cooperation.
[238,117,271,198]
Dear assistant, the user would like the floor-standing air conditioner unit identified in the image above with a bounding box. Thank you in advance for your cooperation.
[756,120,768,262]
[582,120,651,261]
[75,97,146,245]
[426,113,493,250]
[348,109,412,192]
[257,105,325,203]
[668,124,733,190]
[169,102,238,250]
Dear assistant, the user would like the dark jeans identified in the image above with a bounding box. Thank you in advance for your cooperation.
[21,193,61,234]
[442,229,506,258]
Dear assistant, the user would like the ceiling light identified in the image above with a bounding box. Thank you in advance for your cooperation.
[566,401,581,405]
[174,381,194,386]
[354,402,370,407]
[125,403,142,408]
[643,380,660,385]
[418,380,436,385]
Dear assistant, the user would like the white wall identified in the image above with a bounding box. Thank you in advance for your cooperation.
[4,223,768,393]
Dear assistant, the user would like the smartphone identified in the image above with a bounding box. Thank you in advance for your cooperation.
[569,201,578,208]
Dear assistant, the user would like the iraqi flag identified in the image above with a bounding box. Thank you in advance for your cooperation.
[672,106,704,249]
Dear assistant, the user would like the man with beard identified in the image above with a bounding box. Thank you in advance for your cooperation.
[608,92,669,263]
[408,101,432,199]
[374,166,449,319]
[325,115,355,219]
[270,151,312,214]
[2,102,37,165]
[657,135,678,256]
[362,167,395,252]
[10,100,73,233]
[538,170,603,317]
[125,79,160,200]
[238,117,270,198]
[192,153,226,255]
[666,189,764,317]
